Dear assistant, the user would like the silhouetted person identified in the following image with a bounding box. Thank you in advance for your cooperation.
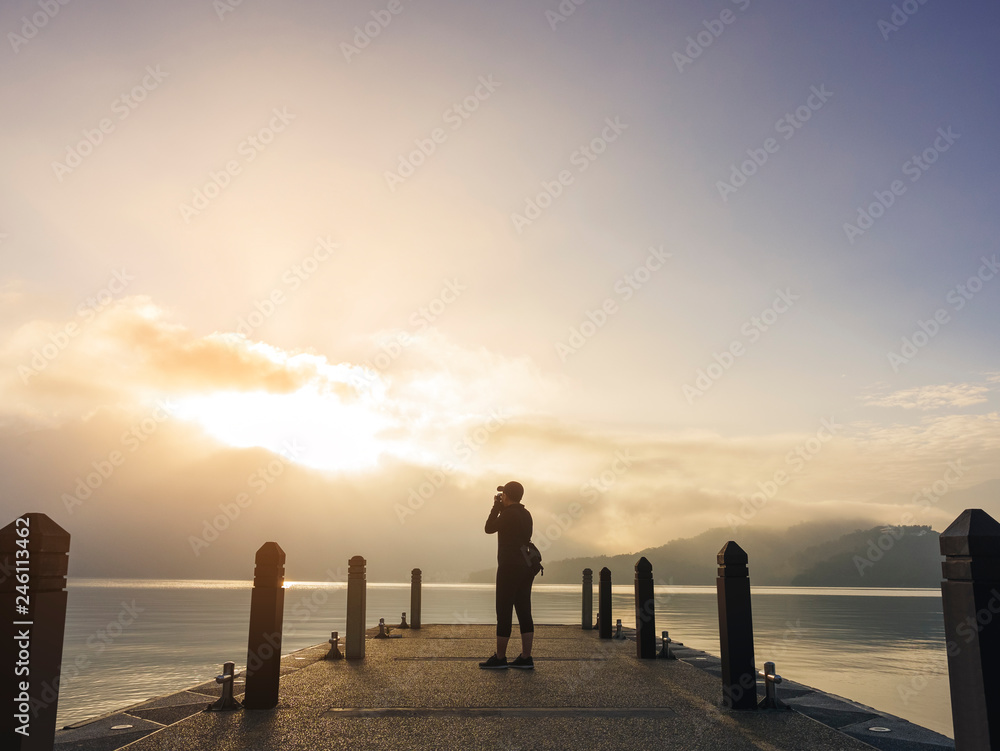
[480,480,537,669]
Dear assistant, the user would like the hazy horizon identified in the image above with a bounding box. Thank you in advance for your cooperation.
[2,0,998,582]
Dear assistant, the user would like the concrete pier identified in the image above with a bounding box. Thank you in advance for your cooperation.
[53,624,955,751]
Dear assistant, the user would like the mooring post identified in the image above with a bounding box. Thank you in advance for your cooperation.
[206,662,243,711]
[243,542,285,710]
[634,557,656,658]
[410,568,421,630]
[659,630,677,660]
[598,567,612,639]
[940,508,1000,750]
[717,541,757,710]
[326,631,343,660]
[582,568,593,630]
[1,513,70,751]
[347,555,367,659]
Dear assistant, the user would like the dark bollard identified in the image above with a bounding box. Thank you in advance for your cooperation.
[757,661,787,710]
[243,542,285,710]
[659,630,677,660]
[410,568,421,630]
[614,618,626,639]
[326,632,343,660]
[598,567,612,639]
[634,557,656,658]
[397,612,409,629]
[1,513,71,751]
[717,541,757,710]
[940,508,1000,749]
[206,662,243,711]
[582,568,593,630]
[346,556,367,659]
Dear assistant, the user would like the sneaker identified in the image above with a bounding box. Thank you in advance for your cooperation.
[478,653,508,669]
[509,655,534,670]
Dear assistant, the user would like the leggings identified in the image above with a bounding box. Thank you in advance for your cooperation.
[496,564,535,637]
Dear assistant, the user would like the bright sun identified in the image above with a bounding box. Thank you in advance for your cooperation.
[171,384,394,473]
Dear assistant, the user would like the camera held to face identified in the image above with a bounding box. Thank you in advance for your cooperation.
[494,485,504,503]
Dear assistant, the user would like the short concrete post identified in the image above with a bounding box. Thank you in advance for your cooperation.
[940,508,1000,749]
[0,513,71,751]
[346,556,367,659]
[582,568,593,630]
[598,567,612,639]
[243,542,285,710]
[410,568,421,630]
[634,557,656,658]
[717,541,757,710]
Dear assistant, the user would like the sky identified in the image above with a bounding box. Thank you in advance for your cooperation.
[1,0,998,581]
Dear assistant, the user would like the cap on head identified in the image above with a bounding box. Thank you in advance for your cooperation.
[500,481,524,503]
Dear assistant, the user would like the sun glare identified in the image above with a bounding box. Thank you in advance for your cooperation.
[171,385,394,473]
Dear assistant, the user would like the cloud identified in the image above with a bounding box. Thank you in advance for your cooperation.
[1,296,998,579]
[862,381,993,410]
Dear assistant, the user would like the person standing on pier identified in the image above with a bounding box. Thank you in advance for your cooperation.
[480,480,537,670]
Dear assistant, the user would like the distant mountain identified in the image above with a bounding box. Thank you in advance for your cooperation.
[467,521,943,588]
[790,525,940,587]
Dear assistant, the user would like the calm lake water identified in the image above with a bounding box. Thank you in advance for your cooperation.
[55,580,952,738]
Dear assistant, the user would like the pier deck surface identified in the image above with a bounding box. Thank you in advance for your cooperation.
[55,623,955,751]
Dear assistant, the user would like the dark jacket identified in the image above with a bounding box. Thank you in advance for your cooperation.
[485,502,533,567]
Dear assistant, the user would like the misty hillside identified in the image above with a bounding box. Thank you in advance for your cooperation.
[467,521,943,588]
[790,525,941,587]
